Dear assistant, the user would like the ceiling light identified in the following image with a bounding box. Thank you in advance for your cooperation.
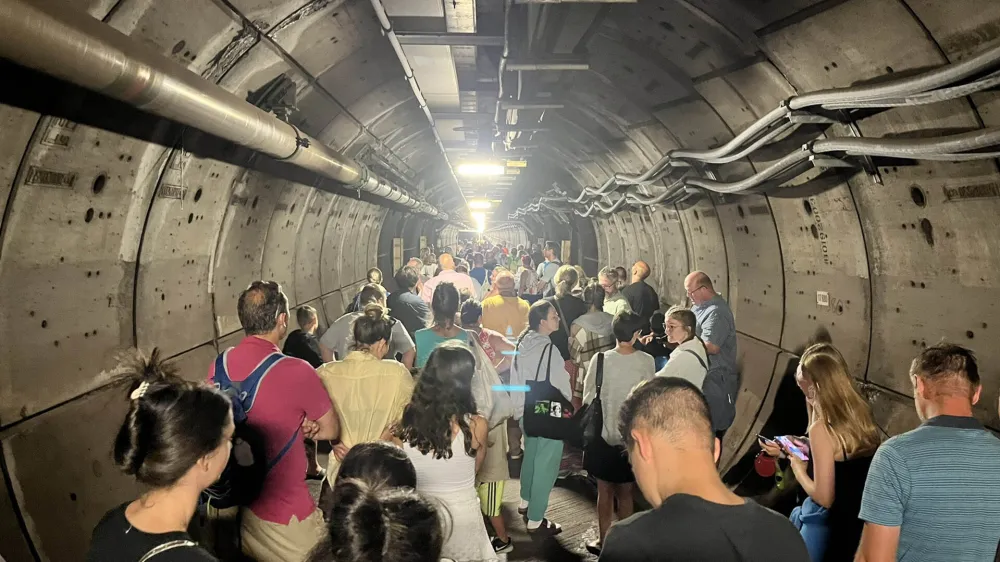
[457,163,505,176]
[468,200,492,210]
[472,212,487,233]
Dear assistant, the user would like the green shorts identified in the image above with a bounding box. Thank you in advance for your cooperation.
[477,480,505,518]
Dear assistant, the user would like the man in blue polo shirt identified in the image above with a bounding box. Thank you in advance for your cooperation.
[856,344,1000,562]
[684,271,737,438]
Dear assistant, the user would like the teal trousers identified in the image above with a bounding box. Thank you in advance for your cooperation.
[519,423,564,522]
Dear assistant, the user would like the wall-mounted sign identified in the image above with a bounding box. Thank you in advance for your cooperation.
[507,160,527,168]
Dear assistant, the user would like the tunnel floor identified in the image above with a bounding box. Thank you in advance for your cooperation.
[307,455,602,562]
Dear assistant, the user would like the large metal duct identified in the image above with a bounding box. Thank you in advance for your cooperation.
[0,0,446,218]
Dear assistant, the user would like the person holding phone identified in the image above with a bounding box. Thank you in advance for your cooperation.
[758,343,881,561]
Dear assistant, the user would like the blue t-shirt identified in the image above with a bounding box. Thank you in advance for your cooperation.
[692,294,737,430]
[470,267,488,286]
[413,328,470,369]
[859,415,1000,561]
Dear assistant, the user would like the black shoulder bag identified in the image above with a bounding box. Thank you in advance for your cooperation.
[567,352,605,450]
[522,343,576,441]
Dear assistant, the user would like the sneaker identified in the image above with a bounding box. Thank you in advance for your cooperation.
[585,539,602,556]
[527,518,562,537]
[491,536,514,554]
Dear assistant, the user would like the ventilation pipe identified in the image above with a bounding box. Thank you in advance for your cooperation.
[0,0,446,218]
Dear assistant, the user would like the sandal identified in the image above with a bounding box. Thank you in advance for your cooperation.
[306,468,327,481]
[527,518,562,536]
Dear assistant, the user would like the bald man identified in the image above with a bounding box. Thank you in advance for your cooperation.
[622,260,660,333]
[420,253,481,304]
[684,271,738,437]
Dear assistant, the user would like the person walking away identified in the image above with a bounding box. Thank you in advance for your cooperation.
[87,349,233,562]
[282,305,327,481]
[414,282,471,368]
[419,248,437,281]
[622,261,660,333]
[601,377,810,561]
[345,268,386,313]
[569,281,615,411]
[684,271,738,440]
[209,281,339,562]
[655,308,709,389]
[509,301,571,535]
[314,304,414,512]
[421,253,482,303]
[535,241,562,297]
[394,342,495,562]
[386,265,430,341]
[481,271,530,341]
[469,252,488,287]
[320,283,415,369]
[581,311,656,555]
[757,343,879,561]
[462,299,515,373]
[599,267,632,317]
[517,254,541,304]
[855,344,1000,562]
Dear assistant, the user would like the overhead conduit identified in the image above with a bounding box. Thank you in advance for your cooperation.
[510,39,1000,218]
[0,0,446,218]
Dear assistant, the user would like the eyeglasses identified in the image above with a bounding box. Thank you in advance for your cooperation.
[686,285,705,297]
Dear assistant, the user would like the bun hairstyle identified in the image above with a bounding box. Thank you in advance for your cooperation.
[309,479,443,562]
[353,303,394,350]
[583,278,605,310]
[113,348,232,488]
[553,265,578,297]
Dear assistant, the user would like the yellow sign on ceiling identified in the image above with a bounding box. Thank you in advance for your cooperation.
[506,168,521,175]
[506,160,527,168]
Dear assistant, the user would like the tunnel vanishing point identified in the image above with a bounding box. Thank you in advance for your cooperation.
[2,0,1000,559]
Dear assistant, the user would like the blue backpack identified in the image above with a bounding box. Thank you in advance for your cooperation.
[201,349,301,509]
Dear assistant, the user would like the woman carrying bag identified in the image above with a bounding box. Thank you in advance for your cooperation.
[509,300,573,536]
[581,311,656,555]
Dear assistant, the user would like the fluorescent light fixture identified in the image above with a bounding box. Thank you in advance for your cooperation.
[468,200,492,210]
[472,212,487,233]
[457,163,505,176]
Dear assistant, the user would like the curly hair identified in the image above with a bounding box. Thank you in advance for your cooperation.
[395,341,478,459]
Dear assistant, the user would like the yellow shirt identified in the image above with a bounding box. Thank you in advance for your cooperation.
[316,351,415,482]
[481,295,530,338]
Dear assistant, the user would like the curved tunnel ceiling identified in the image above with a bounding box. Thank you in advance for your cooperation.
[2,0,1000,560]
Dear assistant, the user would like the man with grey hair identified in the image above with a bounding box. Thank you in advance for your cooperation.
[684,271,737,438]
[283,305,323,368]
[320,283,415,369]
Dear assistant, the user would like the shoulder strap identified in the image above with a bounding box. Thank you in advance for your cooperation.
[269,423,302,471]
[683,348,708,370]
[212,348,234,387]
[139,540,197,562]
[532,343,548,381]
[238,353,286,413]
[550,297,571,335]
[544,344,554,383]
[595,353,605,399]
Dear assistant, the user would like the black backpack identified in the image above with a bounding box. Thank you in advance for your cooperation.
[202,349,301,509]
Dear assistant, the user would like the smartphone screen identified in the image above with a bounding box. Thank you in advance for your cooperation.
[756,434,776,444]
[777,435,809,461]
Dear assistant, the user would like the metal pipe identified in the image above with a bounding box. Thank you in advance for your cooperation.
[506,59,590,71]
[368,0,466,214]
[0,0,445,217]
[395,33,505,46]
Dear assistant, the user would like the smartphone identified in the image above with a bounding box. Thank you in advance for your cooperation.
[776,435,810,461]
[756,434,776,444]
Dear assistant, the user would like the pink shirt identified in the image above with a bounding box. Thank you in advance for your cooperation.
[421,269,481,303]
[207,336,332,524]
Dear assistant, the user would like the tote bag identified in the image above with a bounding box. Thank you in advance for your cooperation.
[522,343,576,440]
[567,352,604,450]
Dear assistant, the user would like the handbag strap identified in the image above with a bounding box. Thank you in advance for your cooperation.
[139,540,197,562]
[550,297,572,336]
[595,353,605,400]
[543,344,554,383]
[683,348,708,370]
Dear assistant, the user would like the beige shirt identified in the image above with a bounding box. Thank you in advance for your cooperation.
[316,351,415,482]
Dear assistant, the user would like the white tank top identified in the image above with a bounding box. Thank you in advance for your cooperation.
[403,430,475,495]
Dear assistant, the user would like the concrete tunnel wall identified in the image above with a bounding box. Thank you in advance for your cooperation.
[3,0,1000,561]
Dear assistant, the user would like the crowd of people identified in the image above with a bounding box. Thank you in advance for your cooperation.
[85,238,1000,562]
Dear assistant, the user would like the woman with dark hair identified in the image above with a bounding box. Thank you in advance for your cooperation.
[413,282,470,368]
[87,349,233,561]
[581,311,656,555]
[307,479,443,562]
[655,307,709,388]
[509,300,571,536]
[394,342,495,561]
[316,304,414,506]
[335,441,416,489]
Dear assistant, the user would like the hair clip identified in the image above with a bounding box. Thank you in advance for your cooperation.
[130,381,150,401]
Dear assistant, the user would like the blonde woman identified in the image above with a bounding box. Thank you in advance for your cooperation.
[759,343,880,561]
[654,307,709,389]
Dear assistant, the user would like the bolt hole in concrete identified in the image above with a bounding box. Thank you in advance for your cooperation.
[910,186,926,207]
[737,205,745,218]
[92,174,107,194]
[810,224,819,239]
[188,213,194,224]
[920,218,934,245]
[194,188,202,202]
[70,493,77,502]
[803,200,813,214]
[41,320,48,328]
[838,304,844,314]
[967,330,975,339]
[252,196,259,209]
[172,40,185,55]
[85,208,95,223]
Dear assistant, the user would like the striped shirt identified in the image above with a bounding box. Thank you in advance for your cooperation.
[859,415,1000,562]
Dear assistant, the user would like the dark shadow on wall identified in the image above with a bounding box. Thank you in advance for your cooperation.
[0,59,432,217]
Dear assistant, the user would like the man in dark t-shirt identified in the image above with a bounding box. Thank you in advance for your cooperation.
[386,265,430,340]
[621,260,659,333]
[282,305,323,368]
[599,377,808,562]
